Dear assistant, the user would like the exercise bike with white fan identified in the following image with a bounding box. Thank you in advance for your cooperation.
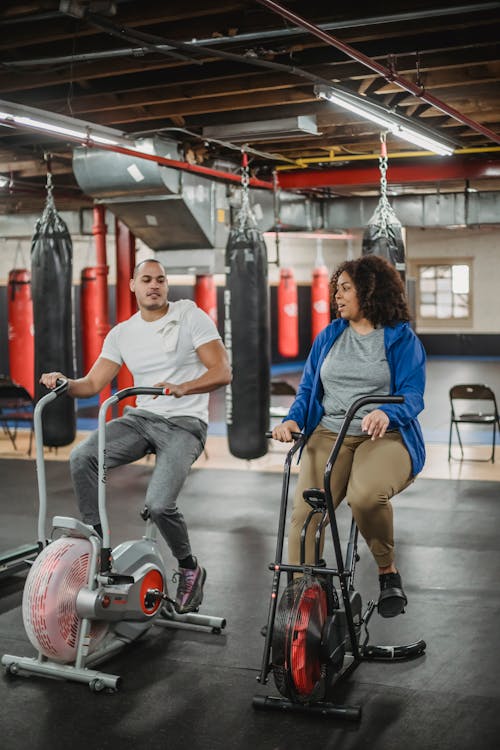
[2,380,226,692]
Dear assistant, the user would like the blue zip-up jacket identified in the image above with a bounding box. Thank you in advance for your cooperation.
[286,319,426,476]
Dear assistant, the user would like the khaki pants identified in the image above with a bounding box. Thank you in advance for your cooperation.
[288,425,413,568]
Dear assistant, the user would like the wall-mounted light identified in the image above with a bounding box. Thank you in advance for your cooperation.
[0,175,9,188]
[315,84,455,156]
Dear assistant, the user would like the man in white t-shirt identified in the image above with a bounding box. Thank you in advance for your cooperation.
[40,259,231,614]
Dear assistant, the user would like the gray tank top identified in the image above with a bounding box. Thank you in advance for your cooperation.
[320,325,391,435]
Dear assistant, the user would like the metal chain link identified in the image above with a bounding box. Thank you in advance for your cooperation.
[377,132,391,232]
[44,156,56,212]
[238,146,250,230]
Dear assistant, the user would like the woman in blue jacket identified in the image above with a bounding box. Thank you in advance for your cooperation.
[272,255,426,617]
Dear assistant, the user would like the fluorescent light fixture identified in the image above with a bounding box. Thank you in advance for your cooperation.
[315,84,455,156]
[203,115,320,143]
[0,111,119,146]
[263,230,354,240]
[0,99,130,148]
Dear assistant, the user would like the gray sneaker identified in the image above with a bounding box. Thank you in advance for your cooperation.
[174,559,206,614]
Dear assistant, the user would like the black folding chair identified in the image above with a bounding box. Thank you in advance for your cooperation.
[448,384,500,463]
[269,379,297,419]
[0,380,34,455]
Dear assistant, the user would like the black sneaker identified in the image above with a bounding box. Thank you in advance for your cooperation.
[377,571,407,618]
[173,558,206,614]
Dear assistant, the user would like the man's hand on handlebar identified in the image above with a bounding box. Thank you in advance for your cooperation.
[271,419,301,442]
[152,381,185,398]
[40,372,67,390]
[361,409,390,440]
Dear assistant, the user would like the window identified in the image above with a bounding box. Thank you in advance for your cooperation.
[414,260,472,325]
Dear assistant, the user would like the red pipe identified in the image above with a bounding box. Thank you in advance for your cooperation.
[115,218,136,415]
[91,205,112,406]
[255,0,500,146]
[278,158,500,189]
[115,219,137,323]
[94,141,274,189]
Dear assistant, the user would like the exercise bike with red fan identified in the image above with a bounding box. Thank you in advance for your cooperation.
[253,395,426,719]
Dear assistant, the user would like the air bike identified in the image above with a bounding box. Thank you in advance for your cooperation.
[253,395,426,719]
[2,380,226,692]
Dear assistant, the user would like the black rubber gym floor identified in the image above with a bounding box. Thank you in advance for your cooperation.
[1,458,500,750]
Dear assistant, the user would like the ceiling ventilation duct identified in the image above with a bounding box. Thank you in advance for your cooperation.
[73,137,234,251]
[73,136,316,256]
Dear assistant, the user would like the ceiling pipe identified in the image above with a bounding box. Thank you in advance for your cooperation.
[277,158,500,190]
[255,0,500,146]
[277,146,500,171]
[5,3,498,67]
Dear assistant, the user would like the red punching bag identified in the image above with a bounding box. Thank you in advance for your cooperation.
[80,266,111,374]
[311,265,331,341]
[7,268,35,397]
[277,267,299,358]
[195,275,218,326]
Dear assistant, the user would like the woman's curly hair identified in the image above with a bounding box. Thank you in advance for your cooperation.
[330,255,410,326]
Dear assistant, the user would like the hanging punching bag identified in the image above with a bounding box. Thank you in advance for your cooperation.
[311,265,331,342]
[31,174,76,447]
[80,266,110,374]
[362,204,406,280]
[195,274,218,327]
[7,268,35,397]
[277,267,299,359]
[362,134,406,281]
[225,226,270,459]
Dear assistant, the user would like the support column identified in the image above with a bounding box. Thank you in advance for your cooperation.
[115,219,137,415]
[92,205,111,405]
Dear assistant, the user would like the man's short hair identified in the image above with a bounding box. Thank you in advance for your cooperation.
[133,258,166,278]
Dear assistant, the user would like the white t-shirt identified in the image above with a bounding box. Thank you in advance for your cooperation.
[101,299,221,423]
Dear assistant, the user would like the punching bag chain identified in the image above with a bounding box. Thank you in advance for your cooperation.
[377,132,391,235]
[238,146,255,230]
[44,158,56,214]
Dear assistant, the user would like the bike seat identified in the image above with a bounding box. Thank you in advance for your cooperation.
[302,488,326,510]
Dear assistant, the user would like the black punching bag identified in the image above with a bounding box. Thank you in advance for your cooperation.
[31,185,76,446]
[225,226,270,459]
[362,136,406,281]
[362,201,406,281]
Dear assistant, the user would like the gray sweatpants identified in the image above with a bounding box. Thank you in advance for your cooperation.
[70,409,207,560]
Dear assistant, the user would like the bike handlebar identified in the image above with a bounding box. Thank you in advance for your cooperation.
[267,394,405,478]
[52,380,171,402]
[265,430,302,441]
[106,385,171,402]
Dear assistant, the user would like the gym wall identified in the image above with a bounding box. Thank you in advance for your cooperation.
[1,215,499,381]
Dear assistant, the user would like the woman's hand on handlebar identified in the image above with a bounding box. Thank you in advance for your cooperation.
[39,371,67,390]
[271,419,301,442]
[361,409,390,440]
